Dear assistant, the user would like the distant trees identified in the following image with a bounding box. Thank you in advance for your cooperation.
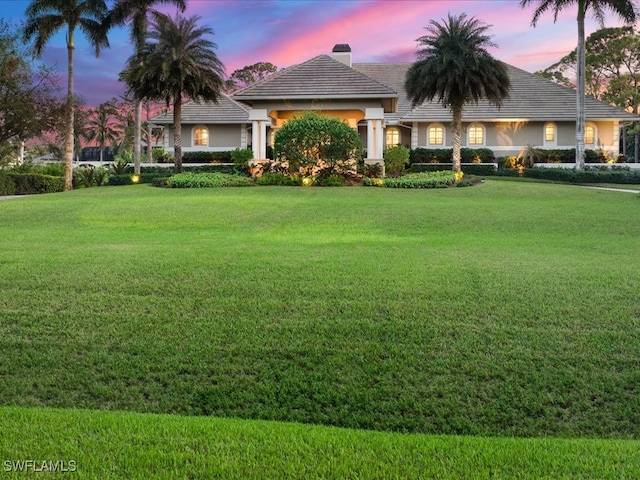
[0,20,63,162]
[224,62,277,93]
[85,100,120,163]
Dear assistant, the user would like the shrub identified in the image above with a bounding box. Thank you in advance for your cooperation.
[360,162,383,178]
[153,148,173,163]
[361,177,385,187]
[365,170,459,188]
[182,151,232,163]
[409,147,495,164]
[108,173,163,185]
[140,164,237,175]
[7,173,64,194]
[313,174,344,187]
[0,171,16,195]
[273,111,362,176]
[168,172,255,188]
[523,167,640,184]
[384,146,410,177]
[256,173,302,186]
[230,148,253,174]
[410,163,496,175]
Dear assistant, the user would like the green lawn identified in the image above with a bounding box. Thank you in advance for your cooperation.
[1,180,639,476]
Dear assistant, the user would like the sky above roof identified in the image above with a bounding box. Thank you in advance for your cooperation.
[4,0,633,107]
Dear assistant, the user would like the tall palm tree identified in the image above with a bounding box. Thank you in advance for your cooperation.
[86,100,120,163]
[405,13,510,172]
[121,12,225,172]
[107,0,187,175]
[23,0,109,190]
[520,0,637,169]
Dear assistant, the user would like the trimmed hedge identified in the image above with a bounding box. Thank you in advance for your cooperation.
[182,151,232,163]
[522,167,640,184]
[7,173,64,194]
[410,163,497,175]
[0,171,16,195]
[168,172,255,188]
[139,164,237,175]
[108,173,164,186]
[363,170,459,188]
[410,147,495,164]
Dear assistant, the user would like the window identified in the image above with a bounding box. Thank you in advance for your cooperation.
[544,122,557,147]
[544,123,555,142]
[194,126,209,146]
[468,124,484,146]
[428,124,444,145]
[585,123,596,145]
[386,127,400,147]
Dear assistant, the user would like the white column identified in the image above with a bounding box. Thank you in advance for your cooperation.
[249,109,270,160]
[365,108,386,176]
[411,122,419,149]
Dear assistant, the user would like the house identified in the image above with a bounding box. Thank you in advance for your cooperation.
[151,44,638,170]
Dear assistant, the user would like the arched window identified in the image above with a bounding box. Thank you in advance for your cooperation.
[194,126,209,146]
[428,124,445,146]
[468,123,485,146]
[544,122,557,147]
[386,127,400,147]
[585,123,596,145]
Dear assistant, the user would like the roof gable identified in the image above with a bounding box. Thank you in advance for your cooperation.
[232,55,397,101]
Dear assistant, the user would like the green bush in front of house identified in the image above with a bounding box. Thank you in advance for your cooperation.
[6,172,64,194]
[363,170,460,188]
[168,172,255,188]
[410,147,495,164]
[182,151,233,163]
[384,145,410,177]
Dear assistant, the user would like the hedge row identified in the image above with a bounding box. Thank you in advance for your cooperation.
[409,148,495,164]
[526,168,640,184]
[168,172,255,188]
[410,163,497,175]
[181,151,232,163]
[1,172,64,195]
[139,164,237,174]
[108,173,166,186]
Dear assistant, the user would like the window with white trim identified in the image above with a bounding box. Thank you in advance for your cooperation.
[386,127,400,147]
[428,124,444,145]
[468,124,485,146]
[194,126,209,146]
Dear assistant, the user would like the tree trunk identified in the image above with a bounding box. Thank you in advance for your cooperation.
[65,29,75,191]
[635,126,639,163]
[575,2,586,170]
[134,99,142,175]
[173,96,182,173]
[451,106,462,173]
[146,102,153,164]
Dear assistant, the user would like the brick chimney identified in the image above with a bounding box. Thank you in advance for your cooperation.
[332,44,352,67]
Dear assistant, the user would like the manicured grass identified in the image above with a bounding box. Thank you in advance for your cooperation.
[1,180,639,442]
[1,406,639,479]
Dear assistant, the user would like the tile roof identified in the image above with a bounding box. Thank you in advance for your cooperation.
[352,62,412,122]
[232,55,397,100]
[401,63,638,122]
[151,94,249,125]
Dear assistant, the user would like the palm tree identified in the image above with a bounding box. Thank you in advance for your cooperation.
[23,0,109,190]
[107,0,187,175]
[86,100,120,163]
[404,13,510,173]
[520,0,637,169]
[121,12,225,172]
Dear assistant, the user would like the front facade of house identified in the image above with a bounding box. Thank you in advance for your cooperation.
[151,44,637,167]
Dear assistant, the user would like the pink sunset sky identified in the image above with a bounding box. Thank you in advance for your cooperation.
[4,0,634,107]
